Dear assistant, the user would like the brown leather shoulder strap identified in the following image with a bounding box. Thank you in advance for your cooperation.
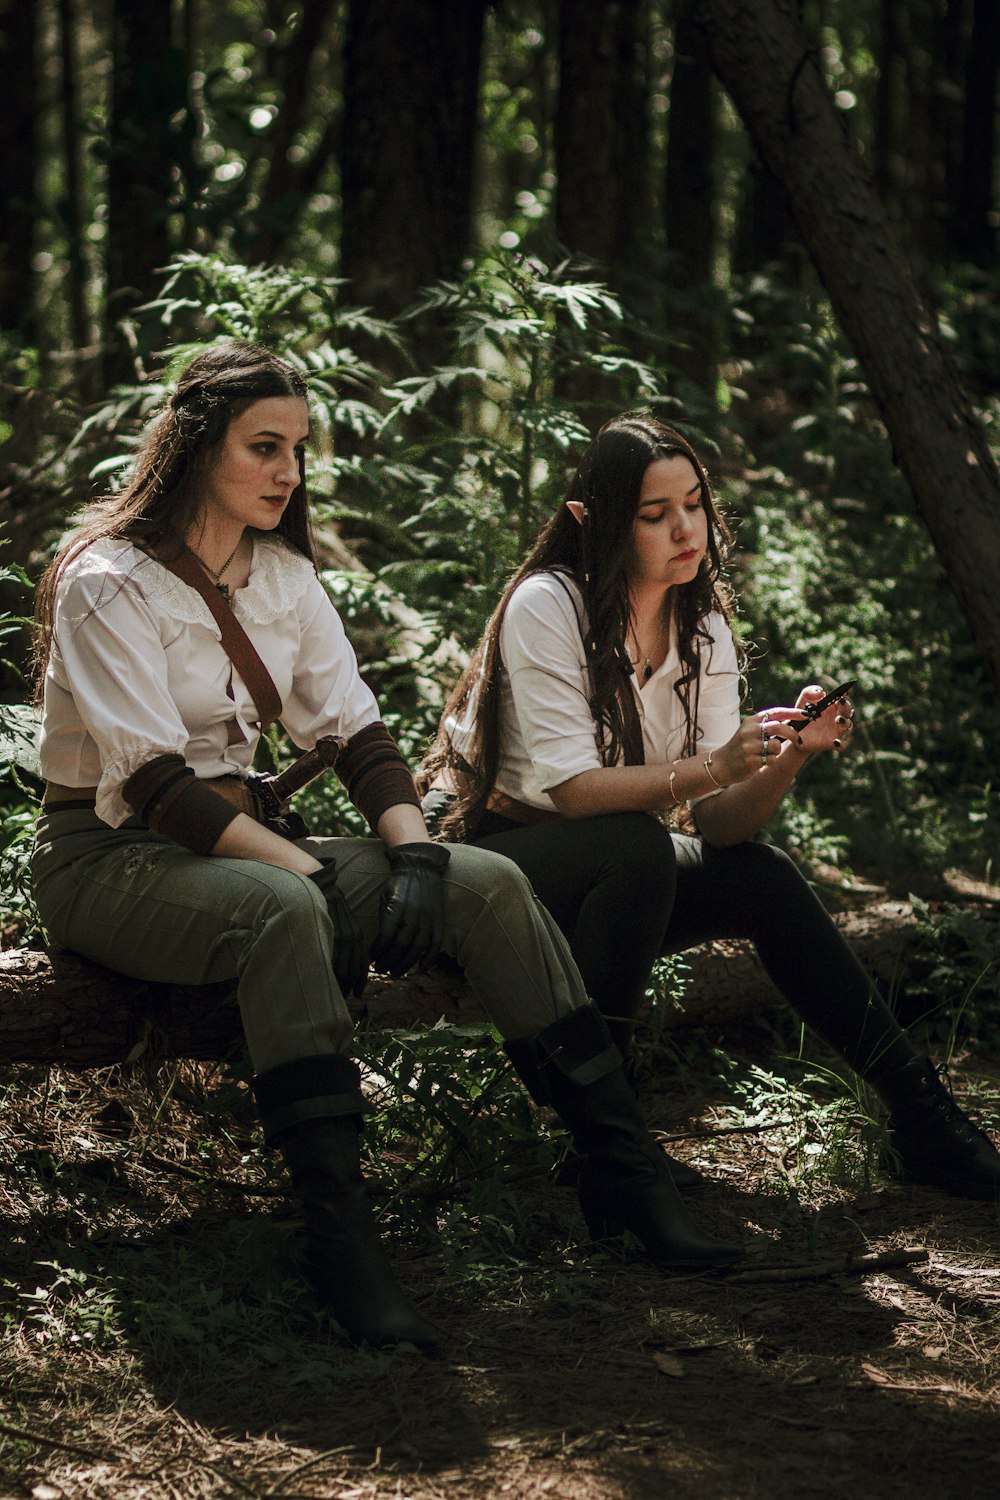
[155,548,282,731]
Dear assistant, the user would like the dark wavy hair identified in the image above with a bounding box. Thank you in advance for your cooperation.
[421,411,741,836]
[34,340,313,692]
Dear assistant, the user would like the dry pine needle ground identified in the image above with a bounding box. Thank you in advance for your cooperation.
[2,1041,1000,1500]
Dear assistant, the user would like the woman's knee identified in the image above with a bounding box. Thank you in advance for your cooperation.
[444,842,537,909]
[233,865,332,945]
[714,840,811,914]
[592,813,676,900]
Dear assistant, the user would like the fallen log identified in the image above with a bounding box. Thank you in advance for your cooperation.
[0,900,925,1068]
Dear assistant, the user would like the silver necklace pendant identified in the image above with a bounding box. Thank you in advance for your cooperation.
[216,582,230,601]
[642,660,653,681]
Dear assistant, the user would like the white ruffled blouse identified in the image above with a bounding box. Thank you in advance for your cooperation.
[39,534,380,827]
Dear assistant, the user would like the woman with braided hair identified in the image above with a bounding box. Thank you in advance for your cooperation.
[31,348,748,1358]
[423,410,1000,1202]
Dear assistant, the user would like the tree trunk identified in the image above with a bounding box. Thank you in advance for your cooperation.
[955,0,1000,263]
[695,0,1000,694]
[105,0,186,382]
[920,0,969,262]
[57,0,97,395]
[0,900,925,1068]
[664,0,719,398]
[731,158,800,275]
[873,0,901,207]
[245,0,339,265]
[0,0,38,338]
[339,0,486,368]
[554,0,652,310]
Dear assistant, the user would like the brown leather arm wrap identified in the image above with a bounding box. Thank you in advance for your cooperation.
[334,722,421,832]
[122,753,242,855]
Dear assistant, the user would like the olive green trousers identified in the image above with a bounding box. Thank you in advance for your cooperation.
[31,810,586,1073]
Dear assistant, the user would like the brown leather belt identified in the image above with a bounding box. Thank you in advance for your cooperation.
[44,776,255,817]
[485,789,562,826]
[43,782,98,809]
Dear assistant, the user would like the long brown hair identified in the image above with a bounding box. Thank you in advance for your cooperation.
[33,341,313,693]
[421,412,741,836]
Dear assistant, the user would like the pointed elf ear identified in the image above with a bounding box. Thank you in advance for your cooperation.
[566,500,586,527]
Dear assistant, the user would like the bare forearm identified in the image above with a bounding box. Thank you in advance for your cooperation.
[550,756,722,817]
[552,745,811,846]
[375,802,432,847]
[211,813,322,873]
[694,746,810,846]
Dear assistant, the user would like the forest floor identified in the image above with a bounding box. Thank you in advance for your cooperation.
[3,1033,1000,1500]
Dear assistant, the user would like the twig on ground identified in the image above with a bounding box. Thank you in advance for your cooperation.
[138,1148,285,1197]
[726,1246,929,1284]
[654,1120,795,1142]
[0,1416,117,1462]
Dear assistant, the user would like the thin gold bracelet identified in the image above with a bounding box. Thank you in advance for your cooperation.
[703,751,725,790]
[668,766,679,806]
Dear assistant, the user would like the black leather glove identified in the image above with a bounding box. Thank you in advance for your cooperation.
[369,842,451,978]
[309,860,369,998]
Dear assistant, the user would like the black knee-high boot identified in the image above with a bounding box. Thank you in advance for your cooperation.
[252,1056,441,1352]
[621,1055,704,1192]
[555,1055,704,1193]
[876,1057,1000,1200]
[506,1005,743,1270]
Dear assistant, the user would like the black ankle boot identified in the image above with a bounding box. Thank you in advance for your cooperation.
[881,1057,1000,1201]
[253,1056,441,1352]
[506,1006,742,1271]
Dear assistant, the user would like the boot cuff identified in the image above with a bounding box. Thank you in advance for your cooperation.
[252,1054,369,1145]
[535,1002,623,1087]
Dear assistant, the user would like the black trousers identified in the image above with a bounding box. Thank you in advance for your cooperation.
[473,810,917,1083]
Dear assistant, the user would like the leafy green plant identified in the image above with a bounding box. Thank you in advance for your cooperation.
[367,251,695,643]
[360,1021,553,1241]
[711,1054,877,1195]
[902,900,1000,1053]
[8,1261,124,1351]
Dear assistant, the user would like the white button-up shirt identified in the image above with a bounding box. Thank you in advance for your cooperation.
[40,535,380,827]
[447,570,742,812]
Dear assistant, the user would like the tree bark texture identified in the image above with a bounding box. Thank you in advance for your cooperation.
[665,0,717,293]
[58,0,92,366]
[339,0,486,330]
[695,0,1000,695]
[0,0,38,336]
[105,0,186,379]
[664,0,719,395]
[246,0,340,264]
[0,900,921,1068]
[956,0,999,263]
[555,0,652,309]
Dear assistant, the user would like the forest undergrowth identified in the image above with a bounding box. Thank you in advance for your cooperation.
[2,252,1000,1498]
[3,1016,1000,1500]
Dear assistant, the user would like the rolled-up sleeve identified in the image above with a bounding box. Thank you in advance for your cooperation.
[693,619,742,755]
[684,618,742,806]
[48,569,189,826]
[499,576,604,792]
